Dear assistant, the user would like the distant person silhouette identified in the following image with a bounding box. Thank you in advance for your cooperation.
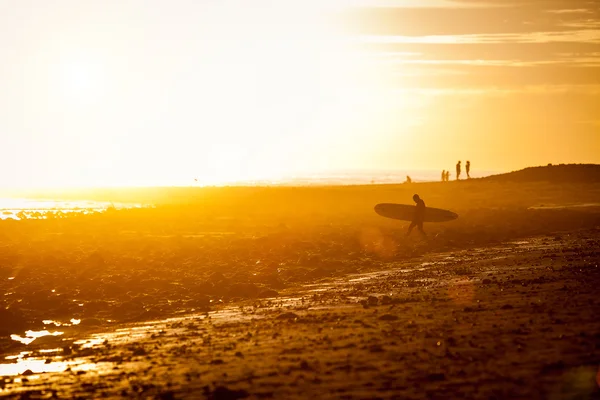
[405,176,412,184]
[441,170,446,182]
[445,171,450,182]
[407,194,426,237]
[466,161,471,179]
[456,161,461,180]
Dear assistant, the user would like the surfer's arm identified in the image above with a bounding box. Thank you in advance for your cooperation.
[413,207,421,221]
[414,203,425,221]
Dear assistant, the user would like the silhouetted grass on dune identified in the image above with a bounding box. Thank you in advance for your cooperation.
[483,163,600,183]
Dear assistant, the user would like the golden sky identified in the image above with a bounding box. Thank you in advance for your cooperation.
[0,0,599,187]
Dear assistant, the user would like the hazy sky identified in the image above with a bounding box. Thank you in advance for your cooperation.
[1,0,599,187]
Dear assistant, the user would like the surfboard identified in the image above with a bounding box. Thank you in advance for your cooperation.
[374,203,458,222]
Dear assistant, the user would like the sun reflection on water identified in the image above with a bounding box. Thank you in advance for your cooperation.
[0,348,111,377]
[0,358,72,377]
[10,330,64,345]
[0,198,144,220]
[42,319,82,327]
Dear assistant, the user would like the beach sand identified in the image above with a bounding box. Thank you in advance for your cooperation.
[1,179,599,399]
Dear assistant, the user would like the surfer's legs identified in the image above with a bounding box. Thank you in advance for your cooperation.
[407,221,417,236]
[407,221,426,236]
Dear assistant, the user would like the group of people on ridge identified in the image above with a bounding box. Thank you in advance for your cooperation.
[441,160,471,182]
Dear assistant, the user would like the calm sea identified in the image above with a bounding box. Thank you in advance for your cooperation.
[0,199,141,220]
[0,169,500,219]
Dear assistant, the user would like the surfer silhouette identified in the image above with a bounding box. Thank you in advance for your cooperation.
[456,161,461,180]
[407,194,426,236]
[466,160,471,179]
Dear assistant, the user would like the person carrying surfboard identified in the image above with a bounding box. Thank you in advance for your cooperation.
[407,194,426,236]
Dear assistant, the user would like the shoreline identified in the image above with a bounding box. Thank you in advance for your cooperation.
[0,178,598,206]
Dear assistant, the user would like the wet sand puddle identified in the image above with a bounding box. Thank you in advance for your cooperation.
[2,234,594,398]
[528,202,600,210]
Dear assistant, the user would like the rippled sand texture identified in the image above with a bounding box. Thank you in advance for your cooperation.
[1,180,599,399]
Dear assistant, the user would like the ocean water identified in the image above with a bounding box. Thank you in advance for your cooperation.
[0,169,499,219]
[0,198,141,220]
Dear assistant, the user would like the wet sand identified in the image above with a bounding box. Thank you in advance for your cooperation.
[1,181,600,399]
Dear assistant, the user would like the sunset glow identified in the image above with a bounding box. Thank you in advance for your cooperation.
[1,0,598,187]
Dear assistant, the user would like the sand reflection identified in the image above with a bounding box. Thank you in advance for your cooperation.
[10,330,64,345]
[0,348,113,377]
[43,319,81,327]
[0,357,71,377]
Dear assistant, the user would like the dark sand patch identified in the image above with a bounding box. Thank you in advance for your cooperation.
[1,231,599,399]
[1,181,600,398]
